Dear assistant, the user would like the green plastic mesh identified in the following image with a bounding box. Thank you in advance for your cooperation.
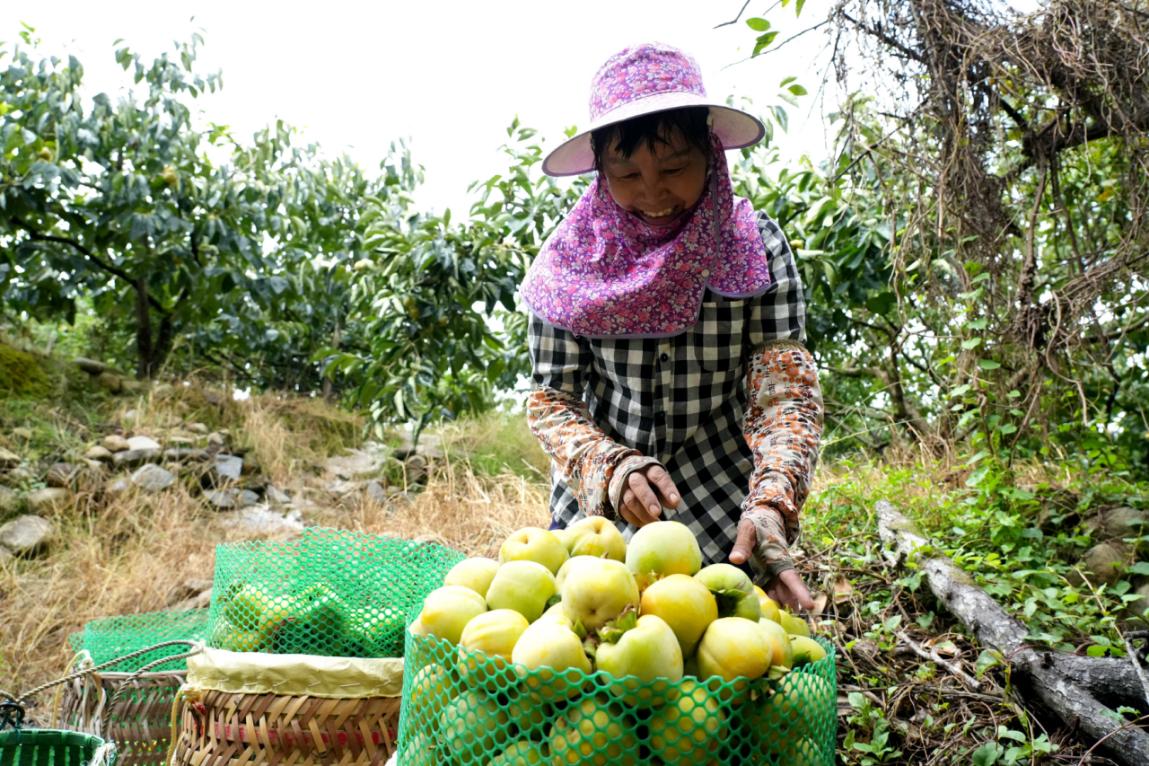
[397,630,837,766]
[206,528,464,657]
[0,728,116,765]
[68,609,209,673]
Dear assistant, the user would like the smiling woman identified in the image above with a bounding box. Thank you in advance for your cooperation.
[519,43,824,612]
[594,108,710,228]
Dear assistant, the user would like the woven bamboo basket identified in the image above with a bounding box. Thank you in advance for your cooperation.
[58,670,186,766]
[0,727,117,766]
[169,647,403,765]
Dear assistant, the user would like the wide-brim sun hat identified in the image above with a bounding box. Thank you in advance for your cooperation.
[542,43,766,177]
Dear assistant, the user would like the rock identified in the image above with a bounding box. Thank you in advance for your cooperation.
[1124,579,1149,622]
[203,390,225,406]
[1091,507,1149,541]
[130,464,176,493]
[84,445,114,462]
[26,488,69,514]
[126,435,161,451]
[212,454,244,484]
[166,435,195,447]
[207,432,227,448]
[404,454,430,485]
[204,488,260,510]
[74,358,109,375]
[45,462,81,489]
[186,422,210,435]
[11,427,32,441]
[0,514,54,557]
[265,485,291,505]
[325,478,363,496]
[112,448,161,468]
[104,477,131,496]
[6,466,35,485]
[0,486,22,515]
[163,448,210,463]
[102,435,130,453]
[325,446,388,480]
[0,447,21,470]
[365,480,390,505]
[219,504,303,536]
[96,372,123,393]
[0,547,11,563]
[167,578,213,610]
[1083,541,1130,585]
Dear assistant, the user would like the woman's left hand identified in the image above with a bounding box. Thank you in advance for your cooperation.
[729,513,814,612]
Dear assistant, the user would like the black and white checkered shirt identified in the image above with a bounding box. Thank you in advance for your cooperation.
[528,214,806,566]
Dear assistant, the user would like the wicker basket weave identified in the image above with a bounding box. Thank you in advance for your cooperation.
[0,726,117,765]
[169,647,403,765]
[58,670,185,766]
[170,690,401,765]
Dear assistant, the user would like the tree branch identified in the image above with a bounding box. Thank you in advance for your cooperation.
[878,500,1149,765]
[12,219,166,314]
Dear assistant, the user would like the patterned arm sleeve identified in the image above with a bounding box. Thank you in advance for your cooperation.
[741,214,824,576]
[526,313,642,519]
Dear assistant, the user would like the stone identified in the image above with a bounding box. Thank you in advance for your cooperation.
[126,435,161,451]
[0,447,21,470]
[404,454,430,485]
[1096,507,1148,541]
[26,488,69,514]
[0,514,54,557]
[1083,541,1130,585]
[212,454,244,484]
[325,447,387,481]
[112,448,161,468]
[45,462,81,488]
[204,488,260,510]
[11,427,32,441]
[265,485,291,505]
[102,435,130,453]
[96,372,123,393]
[130,464,176,493]
[163,448,210,463]
[104,477,131,496]
[207,432,227,448]
[0,486,22,514]
[219,505,304,536]
[186,422,210,435]
[166,435,195,447]
[7,466,35,485]
[84,445,114,462]
[365,480,390,505]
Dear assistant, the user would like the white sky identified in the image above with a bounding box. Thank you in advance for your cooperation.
[2,0,838,216]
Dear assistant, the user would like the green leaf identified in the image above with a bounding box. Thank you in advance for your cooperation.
[978,359,1002,370]
[961,337,983,350]
[746,17,771,31]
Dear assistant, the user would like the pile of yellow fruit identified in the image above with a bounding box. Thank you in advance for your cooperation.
[403,518,833,765]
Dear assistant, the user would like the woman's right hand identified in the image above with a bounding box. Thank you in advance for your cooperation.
[619,464,682,527]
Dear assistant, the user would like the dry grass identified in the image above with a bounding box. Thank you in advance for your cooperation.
[313,457,550,559]
[0,405,548,714]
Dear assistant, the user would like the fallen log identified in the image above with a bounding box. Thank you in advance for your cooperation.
[877,500,1149,765]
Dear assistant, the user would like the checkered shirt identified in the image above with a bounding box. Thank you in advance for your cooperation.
[527,212,809,567]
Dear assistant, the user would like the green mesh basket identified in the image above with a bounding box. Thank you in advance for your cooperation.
[67,609,209,673]
[0,728,117,766]
[397,629,837,766]
[207,528,464,658]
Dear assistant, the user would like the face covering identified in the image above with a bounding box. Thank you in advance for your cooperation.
[521,134,771,339]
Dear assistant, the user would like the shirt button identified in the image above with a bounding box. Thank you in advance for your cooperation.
[700,269,711,278]
[659,353,670,363]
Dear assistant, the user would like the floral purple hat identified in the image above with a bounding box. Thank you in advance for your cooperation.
[541,43,766,177]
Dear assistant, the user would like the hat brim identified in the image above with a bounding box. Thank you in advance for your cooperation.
[541,94,766,177]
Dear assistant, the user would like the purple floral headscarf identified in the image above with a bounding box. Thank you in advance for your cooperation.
[520,135,771,339]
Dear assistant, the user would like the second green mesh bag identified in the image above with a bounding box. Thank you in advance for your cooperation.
[206,528,463,658]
